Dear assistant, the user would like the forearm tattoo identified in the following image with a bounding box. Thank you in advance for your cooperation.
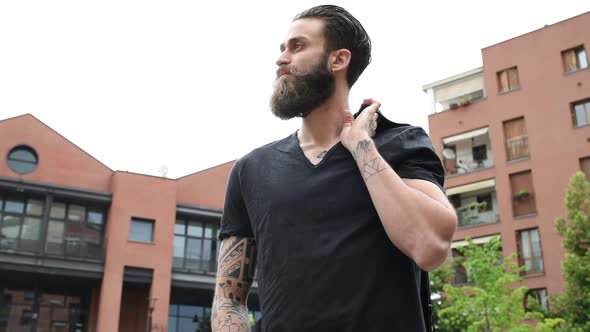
[211,237,257,332]
[353,139,385,181]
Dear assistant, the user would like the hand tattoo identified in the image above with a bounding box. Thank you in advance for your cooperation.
[353,139,385,181]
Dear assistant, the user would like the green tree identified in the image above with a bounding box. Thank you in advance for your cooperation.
[437,237,536,332]
[553,172,590,331]
[429,258,455,331]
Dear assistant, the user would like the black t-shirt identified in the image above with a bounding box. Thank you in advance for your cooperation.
[219,122,444,332]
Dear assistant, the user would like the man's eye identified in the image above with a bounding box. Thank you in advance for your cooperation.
[294,43,304,50]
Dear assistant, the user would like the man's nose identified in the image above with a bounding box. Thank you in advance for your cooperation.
[276,51,291,66]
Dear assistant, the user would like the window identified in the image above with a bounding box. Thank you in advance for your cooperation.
[168,305,209,332]
[517,228,544,275]
[129,218,154,243]
[526,288,549,312]
[503,117,529,161]
[173,217,219,272]
[580,157,590,179]
[571,99,590,127]
[510,171,537,217]
[451,248,468,285]
[46,200,105,259]
[562,46,588,72]
[6,145,39,174]
[497,67,520,93]
[472,145,487,162]
[0,196,44,251]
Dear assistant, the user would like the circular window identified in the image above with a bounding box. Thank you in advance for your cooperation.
[7,145,39,174]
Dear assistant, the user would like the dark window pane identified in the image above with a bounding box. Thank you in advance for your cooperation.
[83,224,101,245]
[168,317,177,332]
[9,149,37,162]
[20,217,41,251]
[173,236,185,268]
[26,199,44,216]
[87,210,104,225]
[68,205,86,222]
[186,238,202,269]
[204,224,214,239]
[46,220,65,254]
[4,199,25,214]
[178,305,201,317]
[1,215,21,248]
[169,304,179,316]
[129,219,154,243]
[203,240,212,261]
[21,217,41,241]
[50,202,66,219]
[175,219,185,235]
[187,221,202,237]
[178,317,198,331]
[7,160,36,174]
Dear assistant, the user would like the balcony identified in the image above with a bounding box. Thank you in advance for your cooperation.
[423,67,485,114]
[442,127,494,176]
[447,179,499,228]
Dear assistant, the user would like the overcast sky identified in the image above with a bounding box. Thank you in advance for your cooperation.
[1,1,589,178]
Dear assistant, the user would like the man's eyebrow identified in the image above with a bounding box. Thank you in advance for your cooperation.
[280,36,307,52]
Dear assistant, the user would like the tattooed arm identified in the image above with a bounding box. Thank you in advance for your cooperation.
[340,99,457,272]
[211,236,257,332]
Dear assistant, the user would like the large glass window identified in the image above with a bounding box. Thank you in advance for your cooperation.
[173,217,218,272]
[0,196,44,251]
[46,200,106,259]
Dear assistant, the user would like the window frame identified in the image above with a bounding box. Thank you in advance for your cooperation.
[562,45,588,73]
[129,217,155,244]
[571,98,590,128]
[6,145,39,174]
[497,66,520,94]
[0,194,45,251]
[516,228,544,276]
[47,199,106,258]
[173,216,219,273]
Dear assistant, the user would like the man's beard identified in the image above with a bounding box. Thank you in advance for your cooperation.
[270,55,336,120]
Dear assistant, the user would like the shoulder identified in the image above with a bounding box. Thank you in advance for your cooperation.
[233,132,296,173]
[375,122,432,151]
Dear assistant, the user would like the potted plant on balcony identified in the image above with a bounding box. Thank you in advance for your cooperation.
[460,95,472,107]
[513,189,530,201]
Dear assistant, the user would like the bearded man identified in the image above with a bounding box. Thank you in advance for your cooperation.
[211,5,457,332]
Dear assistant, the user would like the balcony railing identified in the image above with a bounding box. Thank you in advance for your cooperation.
[457,206,499,228]
[173,257,216,273]
[0,237,104,261]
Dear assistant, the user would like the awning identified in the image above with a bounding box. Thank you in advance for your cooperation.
[451,234,500,249]
[443,127,489,145]
[446,179,495,196]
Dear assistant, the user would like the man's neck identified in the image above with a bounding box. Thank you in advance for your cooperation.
[298,87,350,150]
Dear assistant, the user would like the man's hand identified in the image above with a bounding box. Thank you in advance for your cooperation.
[340,98,381,154]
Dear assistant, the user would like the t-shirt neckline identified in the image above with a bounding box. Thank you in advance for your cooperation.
[290,130,345,169]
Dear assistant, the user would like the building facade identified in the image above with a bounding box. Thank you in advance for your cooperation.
[0,114,254,331]
[423,11,590,310]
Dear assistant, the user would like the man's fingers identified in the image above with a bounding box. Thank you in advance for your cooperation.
[343,112,353,127]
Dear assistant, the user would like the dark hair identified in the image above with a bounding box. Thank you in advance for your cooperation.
[294,5,372,87]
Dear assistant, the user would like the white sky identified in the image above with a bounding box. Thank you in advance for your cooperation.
[1,1,589,178]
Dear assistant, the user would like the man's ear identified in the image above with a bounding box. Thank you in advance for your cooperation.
[330,49,351,73]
